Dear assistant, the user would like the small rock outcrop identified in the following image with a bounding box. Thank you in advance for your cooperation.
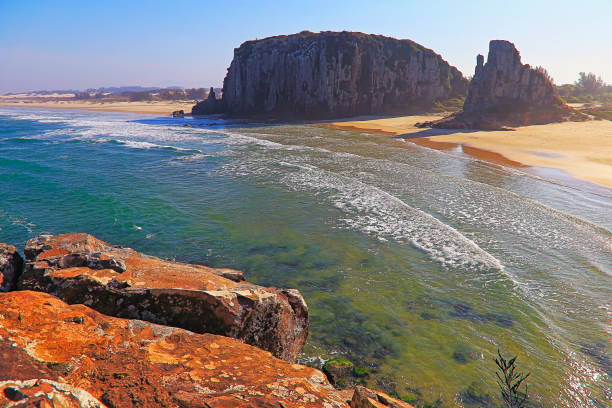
[418,40,581,130]
[17,233,308,362]
[0,243,23,292]
[192,87,224,115]
[351,386,415,408]
[195,31,467,119]
[0,379,106,408]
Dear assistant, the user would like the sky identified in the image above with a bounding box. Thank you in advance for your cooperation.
[1,0,611,93]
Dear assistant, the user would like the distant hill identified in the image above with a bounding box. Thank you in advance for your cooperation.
[84,86,183,94]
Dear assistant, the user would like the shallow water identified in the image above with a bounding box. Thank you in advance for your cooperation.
[0,108,610,407]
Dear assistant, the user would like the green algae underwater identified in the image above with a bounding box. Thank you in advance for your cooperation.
[0,108,610,407]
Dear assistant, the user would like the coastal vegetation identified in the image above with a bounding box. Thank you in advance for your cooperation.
[557,72,612,103]
[495,351,530,408]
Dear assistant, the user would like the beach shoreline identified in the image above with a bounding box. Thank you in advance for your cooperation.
[0,100,194,115]
[322,116,612,189]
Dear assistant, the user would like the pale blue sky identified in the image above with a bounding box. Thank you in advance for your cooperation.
[1,0,610,93]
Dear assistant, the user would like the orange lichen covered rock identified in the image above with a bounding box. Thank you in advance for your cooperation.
[0,243,23,292]
[18,233,307,362]
[0,379,106,407]
[0,291,348,408]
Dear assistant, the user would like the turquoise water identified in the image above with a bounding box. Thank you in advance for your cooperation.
[0,107,610,407]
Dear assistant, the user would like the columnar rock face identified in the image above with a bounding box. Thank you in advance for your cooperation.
[213,31,468,119]
[464,40,567,115]
[0,243,22,291]
[17,233,308,362]
[419,40,579,129]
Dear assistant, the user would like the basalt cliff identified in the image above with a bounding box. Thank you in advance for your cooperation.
[0,234,415,408]
[193,31,468,119]
[418,40,583,130]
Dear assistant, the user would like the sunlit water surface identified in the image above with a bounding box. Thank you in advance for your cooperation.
[0,108,610,407]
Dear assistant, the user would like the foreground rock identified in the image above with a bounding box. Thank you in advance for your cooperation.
[418,40,584,130]
[195,31,467,119]
[0,291,339,407]
[0,243,22,292]
[0,291,415,408]
[18,233,307,362]
[0,379,106,407]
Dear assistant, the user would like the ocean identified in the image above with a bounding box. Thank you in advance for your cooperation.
[0,107,610,407]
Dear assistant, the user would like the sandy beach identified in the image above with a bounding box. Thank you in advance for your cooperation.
[324,116,612,188]
[0,99,195,114]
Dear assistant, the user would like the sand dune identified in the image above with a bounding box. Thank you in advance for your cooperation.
[325,116,612,189]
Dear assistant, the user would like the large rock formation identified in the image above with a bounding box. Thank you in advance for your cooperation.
[0,290,414,408]
[418,40,581,129]
[0,243,22,292]
[194,31,467,119]
[17,233,308,362]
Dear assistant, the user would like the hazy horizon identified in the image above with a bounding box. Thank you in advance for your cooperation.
[1,0,611,93]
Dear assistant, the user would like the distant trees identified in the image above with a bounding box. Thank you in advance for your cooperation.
[575,72,606,94]
[119,88,211,102]
[125,91,153,102]
[557,72,611,103]
[185,88,207,99]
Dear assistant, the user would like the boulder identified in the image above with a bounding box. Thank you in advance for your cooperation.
[418,40,585,130]
[0,379,106,408]
[17,233,308,362]
[322,357,369,389]
[197,31,467,119]
[0,290,345,408]
[171,110,185,118]
[350,386,415,408]
[0,243,23,292]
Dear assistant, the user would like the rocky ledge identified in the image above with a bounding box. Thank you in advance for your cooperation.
[16,233,307,362]
[418,40,585,130]
[0,290,379,407]
[0,267,414,407]
[194,31,467,119]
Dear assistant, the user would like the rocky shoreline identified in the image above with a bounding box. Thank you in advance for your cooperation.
[0,233,414,408]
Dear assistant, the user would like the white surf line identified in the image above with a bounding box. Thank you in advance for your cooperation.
[218,125,612,238]
[13,110,610,240]
[220,126,612,246]
[294,139,612,241]
[277,160,505,272]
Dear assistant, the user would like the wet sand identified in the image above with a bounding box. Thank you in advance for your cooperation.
[324,116,612,188]
[0,100,194,115]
